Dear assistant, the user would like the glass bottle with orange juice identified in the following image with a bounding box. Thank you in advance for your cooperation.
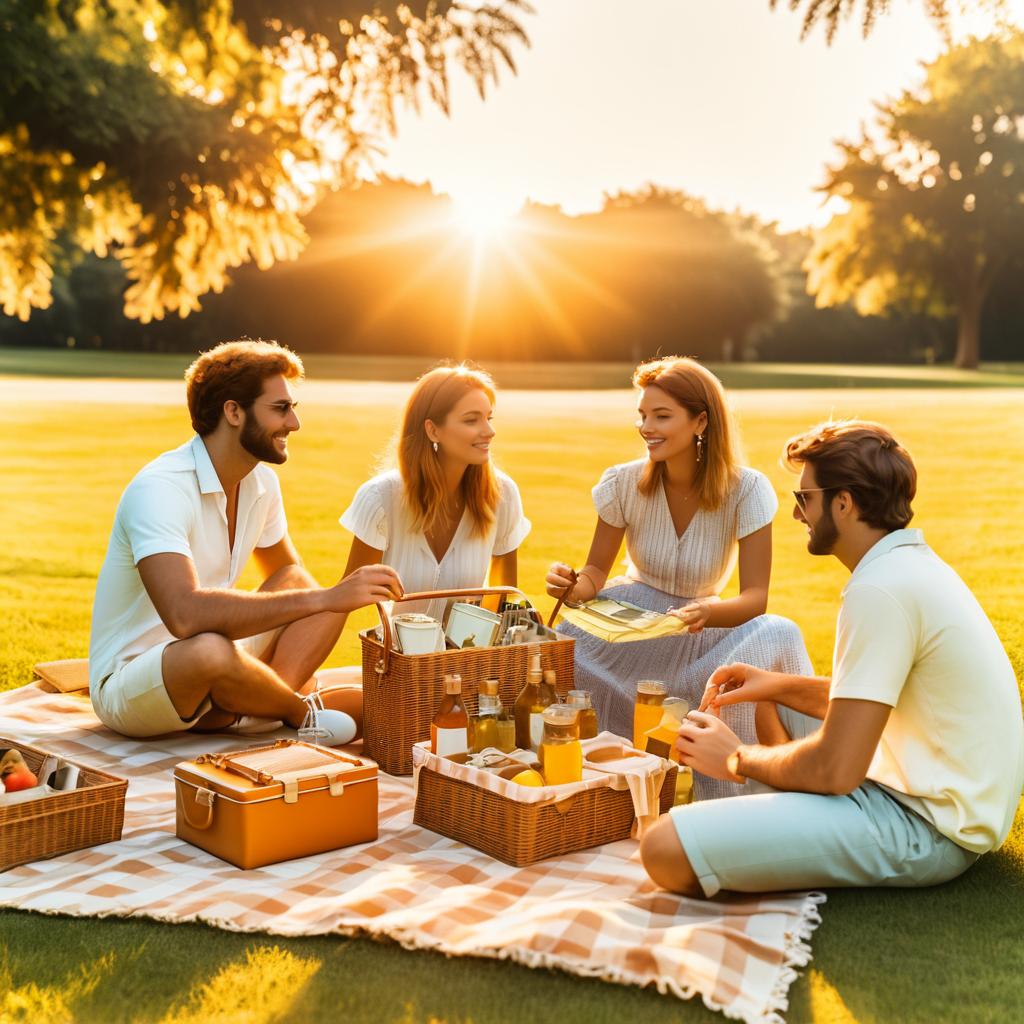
[566,689,598,739]
[643,697,689,762]
[538,705,582,785]
[633,679,667,750]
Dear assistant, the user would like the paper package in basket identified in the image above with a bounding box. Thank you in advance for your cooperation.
[174,740,378,869]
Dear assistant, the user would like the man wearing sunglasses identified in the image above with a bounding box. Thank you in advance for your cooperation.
[640,419,1023,897]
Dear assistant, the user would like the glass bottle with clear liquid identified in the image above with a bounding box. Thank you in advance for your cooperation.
[539,705,583,785]
[471,677,502,753]
[514,650,556,751]
[431,674,469,757]
[566,689,598,739]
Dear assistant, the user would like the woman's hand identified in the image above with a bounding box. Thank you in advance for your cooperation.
[674,711,744,782]
[699,662,780,712]
[668,598,713,633]
[545,562,578,599]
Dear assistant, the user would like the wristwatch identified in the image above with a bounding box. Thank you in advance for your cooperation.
[726,749,746,783]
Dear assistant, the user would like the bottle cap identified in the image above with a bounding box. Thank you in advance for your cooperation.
[443,674,462,694]
[480,678,499,696]
[527,649,542,683]
[567,689,592,707]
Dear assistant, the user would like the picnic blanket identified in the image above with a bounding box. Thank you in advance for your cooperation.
[0,683,825,1024]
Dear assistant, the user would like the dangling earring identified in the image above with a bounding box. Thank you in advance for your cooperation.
[432,441,439,454]
[696,434,704,463]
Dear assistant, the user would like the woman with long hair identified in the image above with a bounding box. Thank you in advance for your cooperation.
[546,356,811,800]
[340,363,530,624]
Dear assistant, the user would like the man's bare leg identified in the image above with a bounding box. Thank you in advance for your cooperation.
[256,563,363,735]
[255,563,345,690]
[639,817,705,898]
[162,633,309,729]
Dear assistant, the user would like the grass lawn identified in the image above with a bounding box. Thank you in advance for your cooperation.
[1,370,1022,1022]
[3,344,1024,389]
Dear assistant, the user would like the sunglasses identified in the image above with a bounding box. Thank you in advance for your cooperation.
[792,486,840,511]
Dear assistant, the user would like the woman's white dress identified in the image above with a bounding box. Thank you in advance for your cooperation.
[340,469,531,621]
[557,459,813,800]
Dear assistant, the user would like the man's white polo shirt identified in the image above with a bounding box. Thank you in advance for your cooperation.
[831,528,1024,854]
[89,436,287,690]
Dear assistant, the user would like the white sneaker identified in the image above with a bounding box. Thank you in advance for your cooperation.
[298,692,357,747]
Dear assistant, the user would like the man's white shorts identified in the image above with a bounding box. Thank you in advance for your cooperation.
[91,629,281,738]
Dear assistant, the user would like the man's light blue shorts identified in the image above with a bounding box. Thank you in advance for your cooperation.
[669,706,978,897]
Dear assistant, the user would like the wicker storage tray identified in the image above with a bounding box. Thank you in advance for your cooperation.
[413,752,676,866]
[1,737,127,872]
[362,587,574,776]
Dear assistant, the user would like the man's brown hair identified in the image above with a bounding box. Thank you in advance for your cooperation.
[185,340,304,436]
[784,419,916,531]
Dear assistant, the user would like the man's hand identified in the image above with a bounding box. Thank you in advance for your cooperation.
[328,564,404,612]
[675,711,745,782]
[699,662,782,712]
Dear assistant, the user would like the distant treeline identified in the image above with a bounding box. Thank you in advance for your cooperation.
[2,178,1019,362]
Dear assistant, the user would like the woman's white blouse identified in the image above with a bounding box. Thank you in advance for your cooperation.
[592,460,778,598]
[340,469,531,619]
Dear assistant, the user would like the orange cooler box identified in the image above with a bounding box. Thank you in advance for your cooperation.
[174,740,378,869]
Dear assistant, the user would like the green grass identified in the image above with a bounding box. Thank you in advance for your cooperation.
[3,344,1024,389]
[1,376,1023,1022]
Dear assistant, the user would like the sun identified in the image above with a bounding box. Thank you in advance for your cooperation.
[451,194,519,242]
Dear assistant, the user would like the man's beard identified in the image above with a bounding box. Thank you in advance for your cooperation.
[807,501,839,555]
[240,415,286,465]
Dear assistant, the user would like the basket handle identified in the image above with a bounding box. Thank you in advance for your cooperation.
[373,586,527,676]
[545,570,579,629]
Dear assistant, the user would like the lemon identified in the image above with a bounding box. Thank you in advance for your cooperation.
[509,769,545,787]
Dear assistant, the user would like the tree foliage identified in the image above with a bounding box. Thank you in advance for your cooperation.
[769,0,1008,42]
[0,0,530,323]
[806,30,1024,367]
[0,180,783,362]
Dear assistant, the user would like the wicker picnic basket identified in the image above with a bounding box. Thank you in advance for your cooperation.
[0,736,127,872]
[361,587,575,776]
[413,755,677,866]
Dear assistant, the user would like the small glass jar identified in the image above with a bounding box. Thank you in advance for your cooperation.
[633,679,667,750]
[539,705,582,785]
[566,689,599,739]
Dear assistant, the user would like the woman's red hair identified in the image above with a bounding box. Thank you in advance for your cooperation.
[398,364,501,538]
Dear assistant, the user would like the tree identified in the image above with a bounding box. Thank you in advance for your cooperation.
[805,31,1024,368]
[769,0,1008,42]
[0,1,530,323]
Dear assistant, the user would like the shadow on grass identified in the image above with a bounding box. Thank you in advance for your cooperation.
[0,909,726,1024]
[3,827,1022,1024]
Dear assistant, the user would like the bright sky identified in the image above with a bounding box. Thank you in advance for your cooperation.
[381,0,1023,230]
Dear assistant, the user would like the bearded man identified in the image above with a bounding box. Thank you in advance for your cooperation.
[90,340,402,742]
[640,419,1023,897]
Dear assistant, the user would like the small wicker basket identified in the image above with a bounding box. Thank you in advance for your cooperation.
[1,737,128,872]
[362,587,575,776]
[413,755,677,866]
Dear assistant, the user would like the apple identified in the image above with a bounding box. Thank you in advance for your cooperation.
[0,748,38,793]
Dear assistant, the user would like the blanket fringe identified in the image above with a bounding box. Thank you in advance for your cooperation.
[11,891,828,1024]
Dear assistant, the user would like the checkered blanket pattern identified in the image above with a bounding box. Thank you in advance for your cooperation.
[0,683,824,1023]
